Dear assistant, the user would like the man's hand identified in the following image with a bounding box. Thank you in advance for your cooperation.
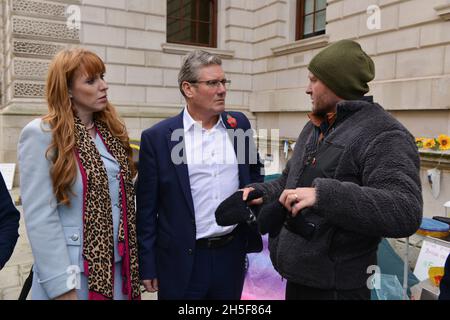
[142,279,159,292]
[241,187,263,206]
[279,187,317,216]
[54,289,77,300]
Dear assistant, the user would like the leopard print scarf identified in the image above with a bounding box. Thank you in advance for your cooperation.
[73,116,140,300]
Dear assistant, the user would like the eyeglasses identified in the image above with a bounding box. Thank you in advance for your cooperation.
[190,79,231,89]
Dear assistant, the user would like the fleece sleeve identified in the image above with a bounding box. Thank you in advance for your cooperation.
[312,130,423,238]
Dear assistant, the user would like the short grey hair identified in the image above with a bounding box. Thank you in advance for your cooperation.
[178,50,222,97]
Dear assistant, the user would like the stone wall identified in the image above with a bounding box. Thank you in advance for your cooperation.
[0,0,81,184]
[79,0,178,140]
[78,0,257,140]
[0,0,262,183]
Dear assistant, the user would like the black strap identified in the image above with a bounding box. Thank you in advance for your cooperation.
[18,267,33,300]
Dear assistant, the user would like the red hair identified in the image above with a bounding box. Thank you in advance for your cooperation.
[43,48,135,206]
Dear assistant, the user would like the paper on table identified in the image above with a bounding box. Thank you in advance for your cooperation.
[414,237,450,281]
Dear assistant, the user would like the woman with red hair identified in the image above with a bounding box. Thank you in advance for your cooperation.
[18,48,140,300]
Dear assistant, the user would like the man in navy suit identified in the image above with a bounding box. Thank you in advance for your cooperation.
[137,50,264,299]
[0,171,20,270]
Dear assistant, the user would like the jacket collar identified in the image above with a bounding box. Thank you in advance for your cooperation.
[307,112,337,129]
[307,96,375,131]
[335,96,375,120]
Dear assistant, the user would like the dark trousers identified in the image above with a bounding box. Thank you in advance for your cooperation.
[286,281,371,300]
[183,228,247,300]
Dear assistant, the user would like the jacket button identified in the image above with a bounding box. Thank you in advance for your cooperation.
[71,234,79,241]
[188,249,193,255]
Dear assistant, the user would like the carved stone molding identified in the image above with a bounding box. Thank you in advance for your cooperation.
[12,0,67,20]
[13,81,45,98]
[12,17,79,42]
[4,1,80,103]
[271,34,330,56]
[13,58,50,80]
[161,43,235,59]
[434,4,450,20]
[13,40,66,58]
[48,0,81,4]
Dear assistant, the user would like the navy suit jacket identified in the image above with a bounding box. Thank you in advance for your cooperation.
[0,172,20,269]
[439,253,450,300]
[136,110,263,299]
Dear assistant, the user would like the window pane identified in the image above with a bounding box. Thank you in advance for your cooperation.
[181,21,192,42]
[304,0,314,15]
[167,0,216,46]
[315,10,326,32]
[198,22,211,45]
[303,14,313,35]
[167,0,183,18]
[167,17,180,39]
[183,1,194,20]
[168,18,192,43]
[315,0,326,11]
[199,0,212,22]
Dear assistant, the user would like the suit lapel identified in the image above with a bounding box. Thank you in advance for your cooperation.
[221,112,247,188]
[222,112,237,152]
[166,111,195,218]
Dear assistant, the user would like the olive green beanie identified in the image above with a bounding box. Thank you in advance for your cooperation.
[308,40,375,100]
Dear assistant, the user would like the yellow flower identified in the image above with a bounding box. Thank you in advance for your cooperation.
[423,138,436,149]
[415,137,425,148]
[415,137,425,143]
[438,134,450,150]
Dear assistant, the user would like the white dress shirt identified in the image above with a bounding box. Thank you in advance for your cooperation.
[183,107,239,239]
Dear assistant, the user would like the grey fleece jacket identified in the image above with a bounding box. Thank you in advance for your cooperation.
[249,100,423,290]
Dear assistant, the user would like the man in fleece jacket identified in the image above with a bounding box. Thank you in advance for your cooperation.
[242,39,423,300]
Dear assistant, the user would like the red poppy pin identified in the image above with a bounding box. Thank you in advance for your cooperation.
[226,114,237,128]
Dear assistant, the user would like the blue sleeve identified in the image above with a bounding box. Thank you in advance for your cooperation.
[18,120,74,298]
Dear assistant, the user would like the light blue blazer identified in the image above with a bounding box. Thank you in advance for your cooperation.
[18,118,125,300]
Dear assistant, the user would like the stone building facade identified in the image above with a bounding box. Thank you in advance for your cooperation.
[0,0,450,299]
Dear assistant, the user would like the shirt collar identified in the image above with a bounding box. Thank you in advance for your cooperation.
[183,106,225,133]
